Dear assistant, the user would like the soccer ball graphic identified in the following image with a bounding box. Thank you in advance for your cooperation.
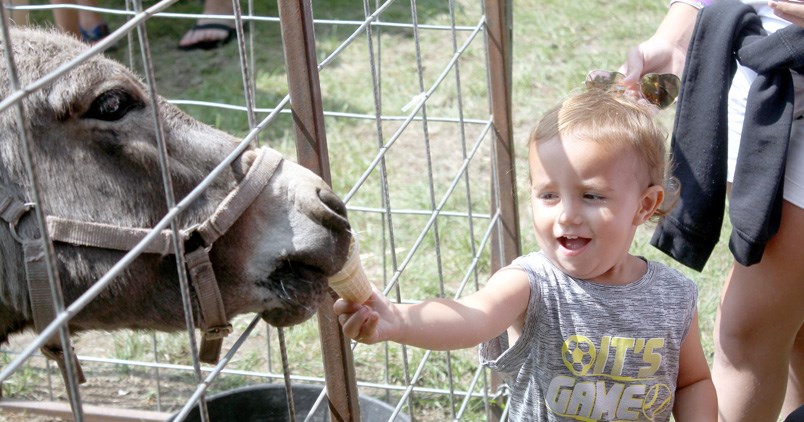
[561,335,596,376]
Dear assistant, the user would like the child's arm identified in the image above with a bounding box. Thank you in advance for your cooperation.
[333,266,531,351]
[672,310,717,420]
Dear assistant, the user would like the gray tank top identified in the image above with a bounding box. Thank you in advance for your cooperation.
[480,252,697,421]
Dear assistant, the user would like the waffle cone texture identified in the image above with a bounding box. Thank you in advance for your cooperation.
[328,237,372,304]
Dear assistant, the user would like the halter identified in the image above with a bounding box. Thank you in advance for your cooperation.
[0,147,284,383]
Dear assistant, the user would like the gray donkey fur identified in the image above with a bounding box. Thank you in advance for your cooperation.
[0,27,350,343]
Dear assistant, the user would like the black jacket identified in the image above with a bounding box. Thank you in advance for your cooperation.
[650,0,804,271]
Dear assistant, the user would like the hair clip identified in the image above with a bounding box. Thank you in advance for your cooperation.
[585,70,680,109]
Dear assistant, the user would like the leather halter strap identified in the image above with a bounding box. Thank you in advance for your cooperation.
[0,148,284,375]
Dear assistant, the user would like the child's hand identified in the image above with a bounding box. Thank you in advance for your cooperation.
[333,289,395,344]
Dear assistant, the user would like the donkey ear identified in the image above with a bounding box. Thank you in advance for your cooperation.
[232,149,259,182]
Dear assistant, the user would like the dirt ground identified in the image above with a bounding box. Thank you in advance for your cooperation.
[0,363,190,421]
[0,329,267,422]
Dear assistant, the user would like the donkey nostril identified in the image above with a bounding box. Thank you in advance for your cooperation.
[317,188,350,230]
[318,188,347,218]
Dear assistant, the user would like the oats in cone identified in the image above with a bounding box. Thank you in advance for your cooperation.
[328,237,372,303]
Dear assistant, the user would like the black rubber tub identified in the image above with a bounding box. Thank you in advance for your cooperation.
[173,383,409,422]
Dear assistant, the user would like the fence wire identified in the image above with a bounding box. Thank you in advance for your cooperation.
[0,1,517,420]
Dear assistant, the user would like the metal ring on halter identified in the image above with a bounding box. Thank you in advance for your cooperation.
[9,202,35,243]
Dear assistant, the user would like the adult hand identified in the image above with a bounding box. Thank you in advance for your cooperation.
[618,2,699,85]
[769,0,804,27]
[619,36,687,86]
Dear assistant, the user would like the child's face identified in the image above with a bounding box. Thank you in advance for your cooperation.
[528,133,661,284]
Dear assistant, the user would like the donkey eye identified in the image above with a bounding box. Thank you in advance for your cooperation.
[82,89,143,121]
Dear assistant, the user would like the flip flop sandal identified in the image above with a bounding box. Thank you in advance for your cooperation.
[178,23,236,51]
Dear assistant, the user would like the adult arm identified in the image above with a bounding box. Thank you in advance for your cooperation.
[619,2,700,83]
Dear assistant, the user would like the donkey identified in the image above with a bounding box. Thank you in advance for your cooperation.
[0,27,351,359]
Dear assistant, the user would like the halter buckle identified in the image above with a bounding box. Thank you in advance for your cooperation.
[204,324,233,340]
[7,202,35,243]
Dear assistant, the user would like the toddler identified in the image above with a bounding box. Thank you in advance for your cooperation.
[334,87,716,421]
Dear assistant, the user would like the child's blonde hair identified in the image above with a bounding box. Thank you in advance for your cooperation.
[528,89,677,218]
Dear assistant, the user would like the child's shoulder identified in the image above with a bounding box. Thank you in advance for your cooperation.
[646,258,698,294]
[511,251,547,265]
[647,258,692,278]
[510,251,555,274]
[509,252,573,286]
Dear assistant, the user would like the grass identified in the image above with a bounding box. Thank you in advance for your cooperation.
[0,354,46,398]
[5,0,734,420]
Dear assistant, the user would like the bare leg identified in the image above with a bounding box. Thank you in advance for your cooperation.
[178,0,235,50]
[713,200,804,421]
[75,0,104,34]
[50,0,105,41]
[5,0,30,26]
[783,324,804,417]
[51,0,80,37]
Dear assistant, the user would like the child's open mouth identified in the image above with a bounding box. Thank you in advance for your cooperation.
[558,235,590,251]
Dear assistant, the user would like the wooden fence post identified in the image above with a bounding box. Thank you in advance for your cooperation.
[277,1,362,421]
[484,0,520,420]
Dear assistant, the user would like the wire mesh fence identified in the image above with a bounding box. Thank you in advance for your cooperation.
[0,1,518,420]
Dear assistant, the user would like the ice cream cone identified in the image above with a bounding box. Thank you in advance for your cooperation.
[328,237,372,304]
